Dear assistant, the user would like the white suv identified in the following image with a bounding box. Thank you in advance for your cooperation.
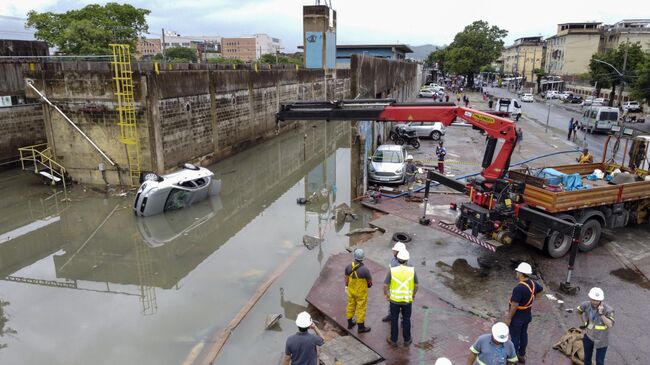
[545,90,559,99]
[623,101,642,113]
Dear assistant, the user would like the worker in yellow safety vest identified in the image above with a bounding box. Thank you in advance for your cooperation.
[383,249,418,347]
[577,148,594,164]
[344,248,373,333]
[577,287,614,365]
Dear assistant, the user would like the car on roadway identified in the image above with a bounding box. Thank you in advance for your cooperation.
[368,144,408,184]
[565,95,583,104]
[392,121,446,140]
[521,93,534,102]
[558,92,572,101]
[592,97,606,106]
[545,90,559,99]
[418,89,436,98]
[580,106,620,133]
[582,96,594,106]
[623,101,642,113]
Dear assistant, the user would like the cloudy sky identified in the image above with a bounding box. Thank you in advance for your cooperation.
[0,0,644,51]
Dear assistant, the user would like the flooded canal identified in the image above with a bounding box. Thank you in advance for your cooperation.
[0,121,369,365]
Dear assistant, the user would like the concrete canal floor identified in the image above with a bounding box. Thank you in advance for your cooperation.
[1,93,650,364]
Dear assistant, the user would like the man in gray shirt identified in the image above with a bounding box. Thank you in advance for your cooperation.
[467,322,518,365]
[283,311,324,365]
[577,287,614,365]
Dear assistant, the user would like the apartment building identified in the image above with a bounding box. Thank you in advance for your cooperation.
[136,38,161,59]
[603,19,650,52]
[222,34,282,62]
[499,36,545,83]
[544,22,602,77]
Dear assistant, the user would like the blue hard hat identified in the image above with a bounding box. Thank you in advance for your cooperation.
[353,248,365,261]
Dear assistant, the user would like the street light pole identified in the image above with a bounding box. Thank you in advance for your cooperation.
[545,102,551,133]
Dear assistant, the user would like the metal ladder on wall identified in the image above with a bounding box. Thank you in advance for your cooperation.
[18,143,68,198]
[110,44,141,186]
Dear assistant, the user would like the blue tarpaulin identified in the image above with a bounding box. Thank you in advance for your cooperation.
[536,168,585,191]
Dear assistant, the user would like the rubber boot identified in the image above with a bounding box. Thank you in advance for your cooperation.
[381,314,391,322]
[357,323,371,333]
[347,318,356,329]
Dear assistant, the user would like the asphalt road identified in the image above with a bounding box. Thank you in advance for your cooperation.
[486,87,627,163]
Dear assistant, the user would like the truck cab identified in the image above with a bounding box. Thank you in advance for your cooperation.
[495,98,522,121]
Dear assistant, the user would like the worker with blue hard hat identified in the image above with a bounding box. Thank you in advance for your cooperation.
[344,248,373,333]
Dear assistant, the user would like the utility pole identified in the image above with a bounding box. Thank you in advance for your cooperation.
[617,37,629,107]
[545,102,551,133]
[161,28,166,67]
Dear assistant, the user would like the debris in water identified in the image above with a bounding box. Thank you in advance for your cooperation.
[345,228,377,236]
[303,235,324,250]
[545,294,558,301]
[265,314,283,330]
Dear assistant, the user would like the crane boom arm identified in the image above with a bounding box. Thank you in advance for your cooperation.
[277,99,517,180]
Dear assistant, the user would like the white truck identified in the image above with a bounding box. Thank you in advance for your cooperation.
[495,98,522,121]
[580,106,620,134]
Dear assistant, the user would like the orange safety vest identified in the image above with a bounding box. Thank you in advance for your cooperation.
[509,280,536,310]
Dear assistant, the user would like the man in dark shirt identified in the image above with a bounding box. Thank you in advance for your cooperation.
[344,248,373,333]
[283,311,324,365]
[504,262,544,364]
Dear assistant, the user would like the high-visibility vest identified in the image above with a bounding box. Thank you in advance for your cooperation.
[389,265,415,303]
[509,280,536,310]
[579,153,592,163]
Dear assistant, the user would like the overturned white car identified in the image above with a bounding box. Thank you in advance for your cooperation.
[134,163,221,217]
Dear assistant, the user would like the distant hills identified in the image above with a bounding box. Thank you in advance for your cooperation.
[408,44,440,61]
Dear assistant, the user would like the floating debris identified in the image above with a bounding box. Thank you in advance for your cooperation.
[345,228,378,236]
[303,235,324,250]
[264,314,283,330]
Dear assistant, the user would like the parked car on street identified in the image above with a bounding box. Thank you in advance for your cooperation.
[545,90,559,99]
[623,101,642,113]
[392,121,446,140]
[521,93,534,102]
[418,89,436,98]
[558,92,572,101]
[582,96,594,106]
[565,95,583,104]
[592,97,606,106]
[580,106,620,133]
[368,144,408,184]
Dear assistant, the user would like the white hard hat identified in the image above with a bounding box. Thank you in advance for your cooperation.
[406,155,414,160]
[492,322,510,343]
[515,262,533,275]
[434,358,453,365]
[353,248,365,261]
[396,249,410,261]
[295,311,312,328]
[392,241,406,251]
[588,287,604,301]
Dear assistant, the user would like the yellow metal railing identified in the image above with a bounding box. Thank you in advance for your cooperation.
[110,44,141,186]
[18,142,67,197]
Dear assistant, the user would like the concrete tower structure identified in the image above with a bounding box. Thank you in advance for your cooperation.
[303,5,336,69]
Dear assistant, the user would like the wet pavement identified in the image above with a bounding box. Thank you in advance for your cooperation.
[0,121,368,365]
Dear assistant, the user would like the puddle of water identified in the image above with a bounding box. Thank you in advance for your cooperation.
[0,121,361,365]
[610,267,650,290]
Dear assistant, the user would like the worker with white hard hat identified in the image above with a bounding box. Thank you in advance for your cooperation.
[283,311,324,365]
[404,155,417,196]
[468,322,518,364]
[382,241,412,322]
[434,357,453,365]
[383,248,418,347]
[577,287,615,365]
[344,248,373,333]
[504,262,544,364]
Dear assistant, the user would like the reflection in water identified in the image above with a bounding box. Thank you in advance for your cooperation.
[279,287,308,321]
[435,259,489,298]
[0,300,16,349]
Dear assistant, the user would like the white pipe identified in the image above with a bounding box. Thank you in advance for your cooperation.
[26,80,116,166]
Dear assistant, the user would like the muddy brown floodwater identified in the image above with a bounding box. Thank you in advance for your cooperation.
[0,121,372,365]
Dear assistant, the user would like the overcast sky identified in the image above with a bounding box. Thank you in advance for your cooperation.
[0,0,645,52]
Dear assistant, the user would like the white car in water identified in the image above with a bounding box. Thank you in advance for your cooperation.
[134,164,221,217]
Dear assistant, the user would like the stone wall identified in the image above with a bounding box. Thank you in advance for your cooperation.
[0,104,46,164]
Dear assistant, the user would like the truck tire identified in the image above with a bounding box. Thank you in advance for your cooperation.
[578,218,602,252]
[545,230,572,258]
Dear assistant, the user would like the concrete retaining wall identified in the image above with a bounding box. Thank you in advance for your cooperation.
[16,58,419,185]
[0,104,46,164]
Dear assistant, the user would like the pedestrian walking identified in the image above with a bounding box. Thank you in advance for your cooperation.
[567,118,574,140]
[382,241,410,322]
[283,311,325,365]
[445,94,450,103]
[436,141,446,174]
[344,248,372,333]
[503,262,543,364]
[515,127,523,153]
[383,249,418,347]
[571,119,579,142]
[456,92,462,104]
[488,96,494,109]
[577,287,614,365]
[467,322,519,365]
[463,95,469,107]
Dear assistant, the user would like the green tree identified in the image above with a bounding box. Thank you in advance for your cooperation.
[589,42,646,106]
[259,53,303,65]
[26,3,150,55]
[631,55,650,104]
[165,47,197,62]
[533,68,547,94]
[426,48,447,74]
[444,21,508,87]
